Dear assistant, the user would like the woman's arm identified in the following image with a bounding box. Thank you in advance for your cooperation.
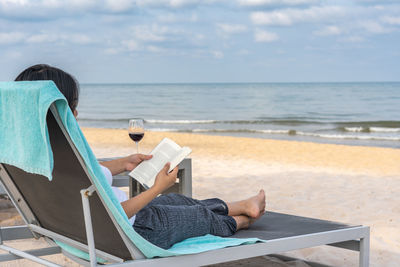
[100,154,152,175]
[120,163,179,218]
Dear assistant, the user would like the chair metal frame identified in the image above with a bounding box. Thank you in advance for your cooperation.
[0,165,370,267]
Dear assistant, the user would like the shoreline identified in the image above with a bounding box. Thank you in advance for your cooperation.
[77,123,400,150]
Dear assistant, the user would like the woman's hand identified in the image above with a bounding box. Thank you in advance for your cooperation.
[121,162,178,218]
[152,163,179,193]
[125,154,153,172]
[100,154,152,176]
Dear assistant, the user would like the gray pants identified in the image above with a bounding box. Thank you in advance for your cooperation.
[133,193,237,249]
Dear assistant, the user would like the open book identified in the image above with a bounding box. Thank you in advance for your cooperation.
[129,138,191,189]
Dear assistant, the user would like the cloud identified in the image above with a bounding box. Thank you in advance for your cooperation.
[157,13,178,23]
[216,23,247,37]
[0,0,226,19]
[251,11,292,26]
[1,0,399,79]
[0,0,96,9]
[211,50,224,58]
[254,29,279,42]
[157,13,198,23]
[340,36,365,43]
[0,0,134,20]
[67,34,92,44]
[118,23,200,54]
[146,45,166,53]
[104,47,120,55]
[135,0,222,9]
[0,0,93,18]
[250,6,345,26]
[381,16,400,25]
[238,0,318,7]
[313,25,342,36]
[104,0,134,12]
[0,31,93,45]
[129,24,184,43]
[352,0,400,5]
[25,33,92,44]
[121,39,141,51]
[359,20,392,34]
[0,31,26,44]
[237,49,250,55]
[26,33,58,43]
[130,25,167,42]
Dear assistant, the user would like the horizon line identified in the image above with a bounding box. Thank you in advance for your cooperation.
[80,81,400,85]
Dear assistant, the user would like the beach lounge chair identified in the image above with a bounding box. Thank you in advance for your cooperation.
[0,82,370,267]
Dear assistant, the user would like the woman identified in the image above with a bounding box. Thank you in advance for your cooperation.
[15,64,266,249]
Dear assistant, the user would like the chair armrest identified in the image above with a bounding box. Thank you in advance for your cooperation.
[97,158,192,198]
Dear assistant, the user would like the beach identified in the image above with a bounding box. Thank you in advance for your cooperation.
[1,129,400,266]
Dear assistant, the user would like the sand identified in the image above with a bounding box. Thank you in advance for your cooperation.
[1,128,400,266]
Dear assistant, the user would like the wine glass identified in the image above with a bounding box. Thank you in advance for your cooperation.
[128,118,145,153]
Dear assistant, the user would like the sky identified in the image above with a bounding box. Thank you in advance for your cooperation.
[0,0,399,83]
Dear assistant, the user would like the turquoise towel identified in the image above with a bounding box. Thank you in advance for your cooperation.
[0,81,62,179]
[0,81,261,260]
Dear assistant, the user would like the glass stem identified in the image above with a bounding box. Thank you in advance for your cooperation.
[136,142,139,154]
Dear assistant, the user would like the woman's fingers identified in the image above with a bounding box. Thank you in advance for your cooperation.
[139,154,152,160]
[163,162,171,174]
[170,166,179,176]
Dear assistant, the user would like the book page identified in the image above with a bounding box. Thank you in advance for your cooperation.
[129,138,191,188]
[169,147,191,171]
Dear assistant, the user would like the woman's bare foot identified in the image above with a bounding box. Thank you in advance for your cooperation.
[244,189,266,218]
[227,189,266,218]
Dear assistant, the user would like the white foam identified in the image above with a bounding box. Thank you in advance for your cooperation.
[187,129,292,134]
[344,127,364,132]
[191,129,232,133]
[297,131,400,141]
[149,127,400,142]
[369,127,400,133]
[147,128,179,132]
[145,119,216,124]
[258,129,291,134]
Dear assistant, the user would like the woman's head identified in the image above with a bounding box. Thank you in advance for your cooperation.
[15,64,80,116]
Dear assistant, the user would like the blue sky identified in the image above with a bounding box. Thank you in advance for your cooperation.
[0,0,399,83]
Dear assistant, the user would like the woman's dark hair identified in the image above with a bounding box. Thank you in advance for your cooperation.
[15,64,79,111]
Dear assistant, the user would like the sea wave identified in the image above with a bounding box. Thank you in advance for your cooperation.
[147,127,400,142]
[78,117,134,122]
[145,119,217,124]
[146,119,400,127]
[145,119,323,125]
[147,128,295,134]
[336,120,400,128]
[189,129,294,134]
[147,128,179,132]
[296,131,400,141]
[369,127,400,133]
[342,126,400,133]
[343,127,365,132]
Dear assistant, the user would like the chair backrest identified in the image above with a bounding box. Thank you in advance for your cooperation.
[0,108,132,260]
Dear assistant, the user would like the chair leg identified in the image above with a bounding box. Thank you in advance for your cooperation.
[81,185,97,267]
[359,232,370,267]
[0,244,61,267]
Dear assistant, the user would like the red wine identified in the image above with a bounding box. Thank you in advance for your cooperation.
[129,133,144,142]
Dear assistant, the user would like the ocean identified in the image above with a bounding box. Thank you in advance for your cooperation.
[77,82,400,148]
